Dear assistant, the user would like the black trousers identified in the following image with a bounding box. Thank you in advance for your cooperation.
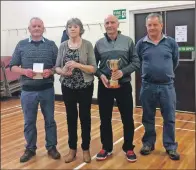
[98,81,135,152]
[61,84,94,150]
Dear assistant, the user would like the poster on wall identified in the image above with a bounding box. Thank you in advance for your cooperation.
[175,25,187,42]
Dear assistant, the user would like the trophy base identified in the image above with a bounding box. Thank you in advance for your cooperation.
[109,80,120,89]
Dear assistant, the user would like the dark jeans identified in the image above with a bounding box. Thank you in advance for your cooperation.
[20,87,57,152]
[98,81,135,152]
[61,84,94,150]
[140,82,178,150]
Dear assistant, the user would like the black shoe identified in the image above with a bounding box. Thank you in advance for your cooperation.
[48,147,61,159]
[20,149,36,163]
[166,150,180,160]
[140,145,155,155]
[96,149,112,161]
[125,150,137,162]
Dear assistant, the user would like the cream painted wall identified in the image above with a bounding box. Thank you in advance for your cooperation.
[1,1,195,106]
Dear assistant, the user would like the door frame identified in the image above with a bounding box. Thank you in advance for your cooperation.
[128,3,195,111]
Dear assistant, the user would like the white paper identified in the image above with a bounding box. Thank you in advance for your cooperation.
[33,63,44,73]
[33,63,44,79]
[33,73,43,79]
[175,25,187,42]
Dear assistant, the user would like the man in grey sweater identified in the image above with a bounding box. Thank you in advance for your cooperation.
[94,15,140,162]
[10,17,60,162]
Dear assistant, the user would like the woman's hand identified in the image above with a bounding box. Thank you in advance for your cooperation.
[62,66,73,76]
[65,60,80,70]
[55,66,73,76]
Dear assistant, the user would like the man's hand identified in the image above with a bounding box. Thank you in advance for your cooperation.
[111,70,123,80]
[43,69,53,78]
[100,74,109,88]
[23,69,36,79]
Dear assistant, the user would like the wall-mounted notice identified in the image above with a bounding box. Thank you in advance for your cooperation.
[175,25,187,42]
[113,9,126,20]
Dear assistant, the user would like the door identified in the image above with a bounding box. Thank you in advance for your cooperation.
[134,8,195,112]
[165,8,195,112]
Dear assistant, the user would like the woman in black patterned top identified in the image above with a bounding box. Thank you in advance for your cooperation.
[55,18,97,163]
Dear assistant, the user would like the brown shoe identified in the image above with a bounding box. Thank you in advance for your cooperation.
[64,149,77,163]
[83,150,91,163]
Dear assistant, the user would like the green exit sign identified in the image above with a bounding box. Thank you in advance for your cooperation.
[179,46,195,52]
[113,9,126,20]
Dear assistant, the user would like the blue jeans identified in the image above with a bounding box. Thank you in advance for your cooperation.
[140,82,178,150]
[20,87,57,151]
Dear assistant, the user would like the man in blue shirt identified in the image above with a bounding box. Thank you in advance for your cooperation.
[136,13,180,160]
[10,17,61,162]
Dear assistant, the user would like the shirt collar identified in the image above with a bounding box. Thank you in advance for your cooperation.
[104,30,121,42]
[29,36,45,42]
[143,33,167,42]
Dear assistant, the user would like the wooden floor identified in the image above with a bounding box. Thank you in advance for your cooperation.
[1,98,195,169]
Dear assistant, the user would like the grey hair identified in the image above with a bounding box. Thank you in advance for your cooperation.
[29,17,44,26]
[66,18,85,36]
[146,13,163,24]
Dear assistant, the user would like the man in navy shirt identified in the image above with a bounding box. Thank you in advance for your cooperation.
[10,17,61,162]
[136,13,180,160]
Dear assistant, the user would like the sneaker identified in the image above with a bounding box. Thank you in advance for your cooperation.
[166,150,180,160]
[48,147,61,159]
[96,149,112,161]
[20,149,36,163]
[125,150,137,162]
[140,145,155,155]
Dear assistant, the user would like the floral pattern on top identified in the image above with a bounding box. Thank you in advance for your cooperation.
[62,46,93,89]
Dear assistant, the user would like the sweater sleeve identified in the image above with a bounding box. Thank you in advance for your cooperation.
[10,41,22,70]
[121,38,141,76]
[55,42,65,68]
